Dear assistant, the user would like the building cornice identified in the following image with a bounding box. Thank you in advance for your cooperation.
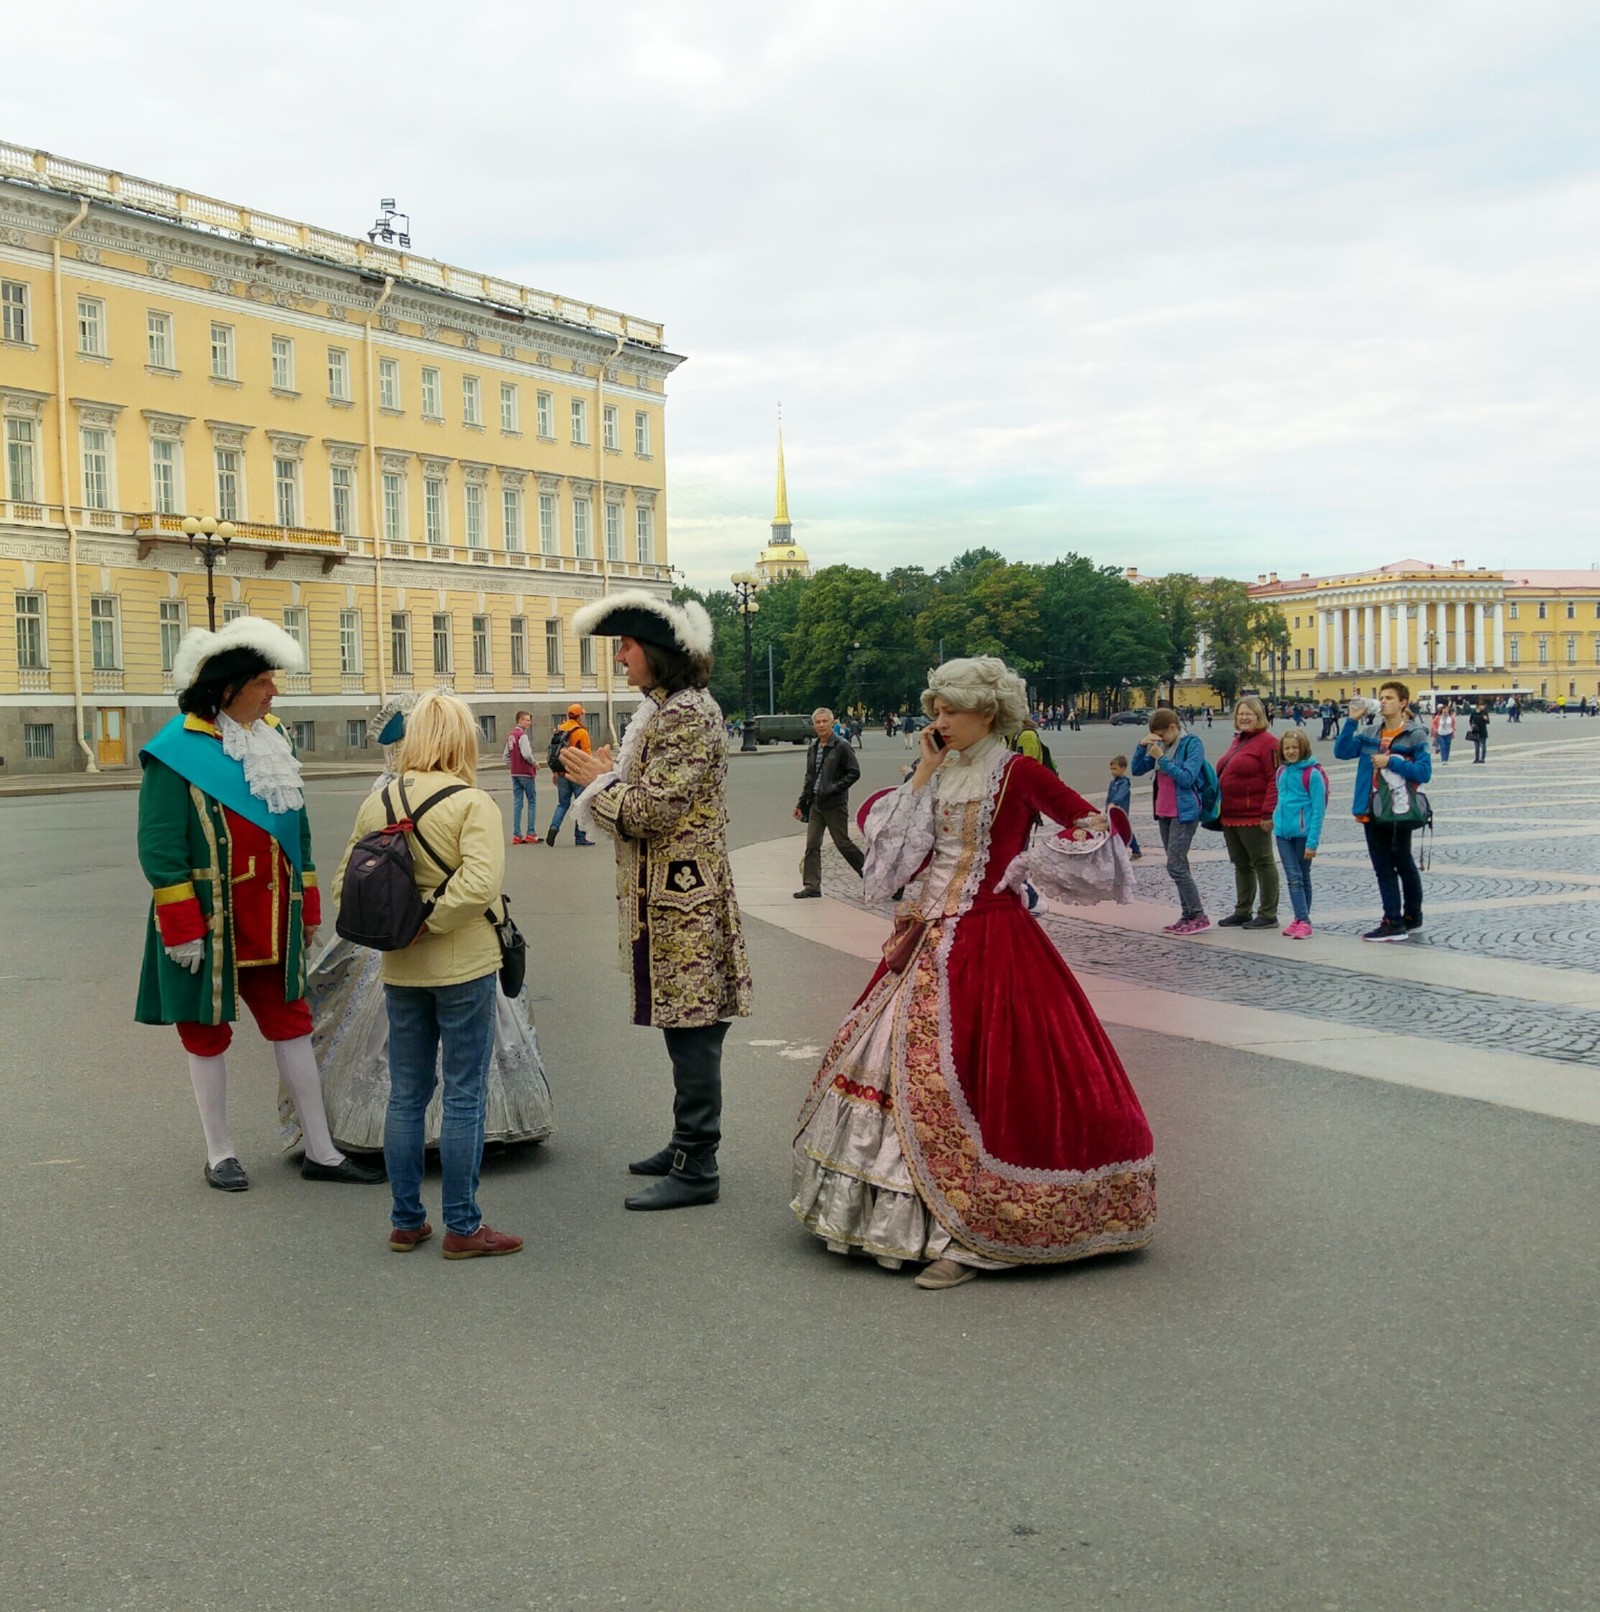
[0,168,685,385]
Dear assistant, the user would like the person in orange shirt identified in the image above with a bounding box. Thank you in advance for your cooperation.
[544,702,595,846]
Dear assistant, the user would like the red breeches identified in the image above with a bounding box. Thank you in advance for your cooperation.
[176,964,313,1055]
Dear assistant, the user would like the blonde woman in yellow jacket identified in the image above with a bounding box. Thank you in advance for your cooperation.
[335,691,521,1259]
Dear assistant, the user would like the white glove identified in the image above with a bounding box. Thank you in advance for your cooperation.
[165,939,205,973]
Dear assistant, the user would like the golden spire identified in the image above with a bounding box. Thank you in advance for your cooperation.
[773,412,791,528]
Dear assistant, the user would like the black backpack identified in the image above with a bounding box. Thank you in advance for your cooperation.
[1008,733,1058,774]
[547,725,573,774]
[336,778,464,951]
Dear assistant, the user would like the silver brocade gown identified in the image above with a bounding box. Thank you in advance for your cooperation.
[301,936,554,1153]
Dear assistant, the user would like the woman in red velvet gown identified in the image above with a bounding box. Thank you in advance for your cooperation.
[791,657,1156,1290]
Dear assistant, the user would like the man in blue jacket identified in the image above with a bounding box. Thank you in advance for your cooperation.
[1334,681,1433,941]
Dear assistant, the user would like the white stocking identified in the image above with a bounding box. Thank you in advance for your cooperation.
[273,1036,344,1168]
[187,1053,233,1167]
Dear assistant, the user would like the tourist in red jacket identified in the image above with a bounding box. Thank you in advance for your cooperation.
[1215,696,1280,929]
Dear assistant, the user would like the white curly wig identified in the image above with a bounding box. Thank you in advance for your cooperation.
[920,656,1029,734]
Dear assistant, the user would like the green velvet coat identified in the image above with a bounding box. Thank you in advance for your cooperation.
[133,719,317,1028]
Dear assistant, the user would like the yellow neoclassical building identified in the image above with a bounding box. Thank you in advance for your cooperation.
[1248,560,1600,706]
[0,143,683,773]
[1145,560,1600,709]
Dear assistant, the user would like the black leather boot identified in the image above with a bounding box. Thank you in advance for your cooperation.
[624,1023,727,1211]
[624,1149,720,1210]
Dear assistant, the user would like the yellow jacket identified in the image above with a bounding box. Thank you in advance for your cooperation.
[336,771,506,988]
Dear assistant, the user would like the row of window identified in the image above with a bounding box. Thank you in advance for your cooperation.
[1291,602,1600,629]
[1510,601,1595,620]
[2,417,656,559]
[14,592,599,680]
[2,281,653,454]
[1506,636,1593,665]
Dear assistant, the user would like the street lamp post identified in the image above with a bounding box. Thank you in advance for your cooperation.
[730,571,760,753]
[1424,631,1439,690]
[181,515,237,631]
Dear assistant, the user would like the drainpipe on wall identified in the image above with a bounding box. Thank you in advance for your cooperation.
[596,330,625,745]
[51,196,95,770]
[364,276,395,700]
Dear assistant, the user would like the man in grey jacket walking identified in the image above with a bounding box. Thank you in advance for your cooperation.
[793,707,865,898]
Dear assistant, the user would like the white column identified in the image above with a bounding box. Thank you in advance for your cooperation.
[1493,606,1505,668]
[1379,603,1391,670]
[1364,604,1377,672]
[1319,611,1331,678]
[1454,600,1467,670]
[1396,602,1410,671]
[1473,601,1487,670]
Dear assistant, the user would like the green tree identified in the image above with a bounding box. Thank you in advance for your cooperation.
[1146,572,1204,704]
[1249,600,1292,703]
[1198,578,1255,707]
[1034,555,1168,715]
[682,575,812,719]
[780,566,913,715]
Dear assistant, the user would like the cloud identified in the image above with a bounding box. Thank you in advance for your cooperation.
[9,0,1599,591]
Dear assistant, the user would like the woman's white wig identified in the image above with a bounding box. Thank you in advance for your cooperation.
[920,656,1029,735]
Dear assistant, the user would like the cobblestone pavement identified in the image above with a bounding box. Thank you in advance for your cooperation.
[821,725,1600,1071]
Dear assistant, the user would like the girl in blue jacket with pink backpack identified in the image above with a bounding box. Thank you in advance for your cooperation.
[1273,729,1328,939]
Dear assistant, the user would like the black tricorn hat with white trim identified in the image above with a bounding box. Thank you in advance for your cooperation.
[571,590,714,658]
[172,615,307,692]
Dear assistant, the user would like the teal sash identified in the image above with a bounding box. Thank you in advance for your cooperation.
[142,715,305,870]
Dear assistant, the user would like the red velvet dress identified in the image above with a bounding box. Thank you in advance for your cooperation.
[792,739,1156,1267]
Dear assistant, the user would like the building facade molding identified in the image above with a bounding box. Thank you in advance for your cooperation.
[141,409,191,440]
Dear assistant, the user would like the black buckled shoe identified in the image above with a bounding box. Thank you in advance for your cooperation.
[302,1155,386,1184]
[628,1146,677,1177]
[205,1156,249,1192]
[625,1151,720,1210]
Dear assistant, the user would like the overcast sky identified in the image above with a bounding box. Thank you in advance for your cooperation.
[11,1,1599,591]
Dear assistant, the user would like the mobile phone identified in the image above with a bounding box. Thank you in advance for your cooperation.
[931,730,946,749]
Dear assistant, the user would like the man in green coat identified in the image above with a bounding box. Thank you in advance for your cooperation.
[137,616,381,1193]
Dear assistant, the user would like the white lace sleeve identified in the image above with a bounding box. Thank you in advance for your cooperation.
[861,784,936,902]
[997,825,1135,907]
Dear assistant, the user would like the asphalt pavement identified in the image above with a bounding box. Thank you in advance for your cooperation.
[1,720,1596,1611]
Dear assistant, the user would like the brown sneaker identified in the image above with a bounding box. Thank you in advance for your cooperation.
[388,1222,433,1252]
[441,1224,524,1260]
[913,1258,979,1290]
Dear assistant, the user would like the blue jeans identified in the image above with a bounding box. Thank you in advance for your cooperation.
[1436,734,1452,763]
[545,776,590,842]
[511,774,537,837]
[384,973,497,1236]
[1275,834,1314,923]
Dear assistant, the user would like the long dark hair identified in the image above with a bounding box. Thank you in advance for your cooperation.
[642,640,711,694]
[179,671,257,721]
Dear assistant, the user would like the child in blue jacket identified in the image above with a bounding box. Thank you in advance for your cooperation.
[1105,756,1142,859]
[1272,729,1327,938]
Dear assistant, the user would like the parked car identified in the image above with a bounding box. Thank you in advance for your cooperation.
[1109,708,1151,726]
[753,713,814,745]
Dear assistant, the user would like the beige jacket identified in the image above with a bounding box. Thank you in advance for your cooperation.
[335,770,506,988]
